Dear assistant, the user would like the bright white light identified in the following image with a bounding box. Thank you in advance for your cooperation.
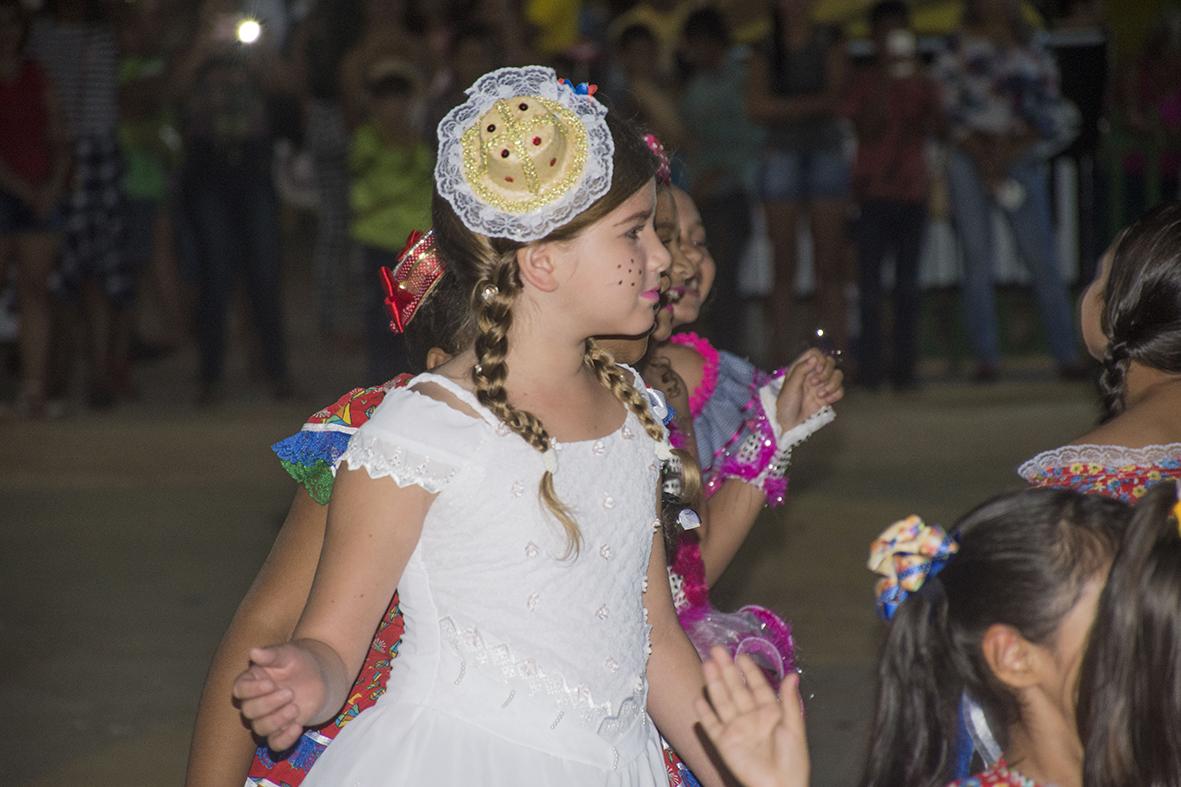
[237,18,262,45]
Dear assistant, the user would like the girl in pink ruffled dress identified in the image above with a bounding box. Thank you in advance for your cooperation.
[640,143,843,688]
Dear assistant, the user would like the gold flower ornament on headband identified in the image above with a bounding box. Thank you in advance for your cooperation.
[435,65,614,242]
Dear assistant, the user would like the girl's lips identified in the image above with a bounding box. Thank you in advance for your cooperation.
[640,288,662,302]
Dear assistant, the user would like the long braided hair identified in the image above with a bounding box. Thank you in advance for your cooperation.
[432,110,666,556]
[1096,202,1181,422]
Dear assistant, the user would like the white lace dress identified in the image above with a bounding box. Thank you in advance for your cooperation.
[303,371,670,786]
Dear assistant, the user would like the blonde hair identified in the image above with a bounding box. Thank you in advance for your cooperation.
[433,109,663,556]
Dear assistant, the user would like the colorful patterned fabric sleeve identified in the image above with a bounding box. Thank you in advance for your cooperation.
[271,374,413,504]
[1018,443,1181,504]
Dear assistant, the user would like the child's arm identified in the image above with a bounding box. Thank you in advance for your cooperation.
[662,348,842,585]
[185,490,327,786]
[695,647,810,787]
[233,468,432,750]
[645,530,726,787]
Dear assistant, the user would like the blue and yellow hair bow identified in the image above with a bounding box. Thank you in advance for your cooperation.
[868,515,959,621]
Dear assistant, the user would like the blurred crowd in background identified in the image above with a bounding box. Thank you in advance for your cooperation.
[1,0,1180,417]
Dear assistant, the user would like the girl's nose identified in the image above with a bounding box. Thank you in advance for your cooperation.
[648,231,672,275]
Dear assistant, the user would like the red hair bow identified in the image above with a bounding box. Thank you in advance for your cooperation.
[380,229,445,334]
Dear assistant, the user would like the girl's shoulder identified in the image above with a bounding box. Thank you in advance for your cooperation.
[665,332,720,418]
[362,371,496,445]
[341,373,496,495]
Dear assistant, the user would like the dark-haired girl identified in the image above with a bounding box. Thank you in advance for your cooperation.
[862,489,1130,787]
[1020,202,1181,502]
[1077,482,1181,787]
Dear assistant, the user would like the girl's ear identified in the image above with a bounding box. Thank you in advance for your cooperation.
[982,623,1040,690]
[425,347,451,370]
[516,243,560,294]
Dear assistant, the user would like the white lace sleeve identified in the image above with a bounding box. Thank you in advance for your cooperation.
[338,388,481,493]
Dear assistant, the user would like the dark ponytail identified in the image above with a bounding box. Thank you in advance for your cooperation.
[1079,482,1181,787]
[1095,202,1181,422]
[861,489,1130,787]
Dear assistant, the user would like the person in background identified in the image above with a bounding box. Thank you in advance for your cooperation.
[423,22,497,141]
[339,0,421,128]
[116,0,181,392]
[746,0,851,364]
[609,22,687,152]
[1116,6,1181,220]
[292,0,365,341]
[608,0,695,79]
[349,58,433,385]
[171,0,294,405]
[678,6,764,354]
[841,1,941,391]
[0,0,70,418]
[30,0,130,409]
[934,0,1086,383]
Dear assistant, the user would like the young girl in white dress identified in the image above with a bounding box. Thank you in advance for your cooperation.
[232,66,725,786]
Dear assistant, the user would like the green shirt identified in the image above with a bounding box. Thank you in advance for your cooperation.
[349,124,434,251]
[119,55,173,201]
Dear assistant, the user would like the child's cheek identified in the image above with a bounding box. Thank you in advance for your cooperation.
[612,258,640,288]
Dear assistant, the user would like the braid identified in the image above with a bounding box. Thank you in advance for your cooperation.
[584,339,666,443]
[584,339,703,509]
[469,250,580,556]
[1099,341,1132,422]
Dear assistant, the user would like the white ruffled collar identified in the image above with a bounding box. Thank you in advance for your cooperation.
[1018,442,1181,482]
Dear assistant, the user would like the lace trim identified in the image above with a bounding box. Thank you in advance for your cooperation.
[439,617,648,737]
[434,65,614,242]
[1018,442,1181,482]
[338,430,460,493]
[669,332,720,419]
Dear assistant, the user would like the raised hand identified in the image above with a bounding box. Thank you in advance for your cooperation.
[776,349,844,431]
[232,643,329,751]
[695,647,810,787]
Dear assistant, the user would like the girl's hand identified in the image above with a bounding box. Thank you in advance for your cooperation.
[695,647,810,787]
[232,643,327,751]
[776,349,844,430]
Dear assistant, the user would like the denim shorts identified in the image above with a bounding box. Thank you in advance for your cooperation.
[760,147,851,202]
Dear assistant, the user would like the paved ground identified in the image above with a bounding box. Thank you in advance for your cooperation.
[0,271,1098,785]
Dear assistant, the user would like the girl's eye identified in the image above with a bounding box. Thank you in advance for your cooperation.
[626,225,644,241]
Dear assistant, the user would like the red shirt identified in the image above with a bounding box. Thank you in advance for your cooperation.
[0,60,52,185]
[843,64,941,204]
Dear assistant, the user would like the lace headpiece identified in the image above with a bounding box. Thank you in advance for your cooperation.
[434,65,614,242]
[380,229,444,334]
